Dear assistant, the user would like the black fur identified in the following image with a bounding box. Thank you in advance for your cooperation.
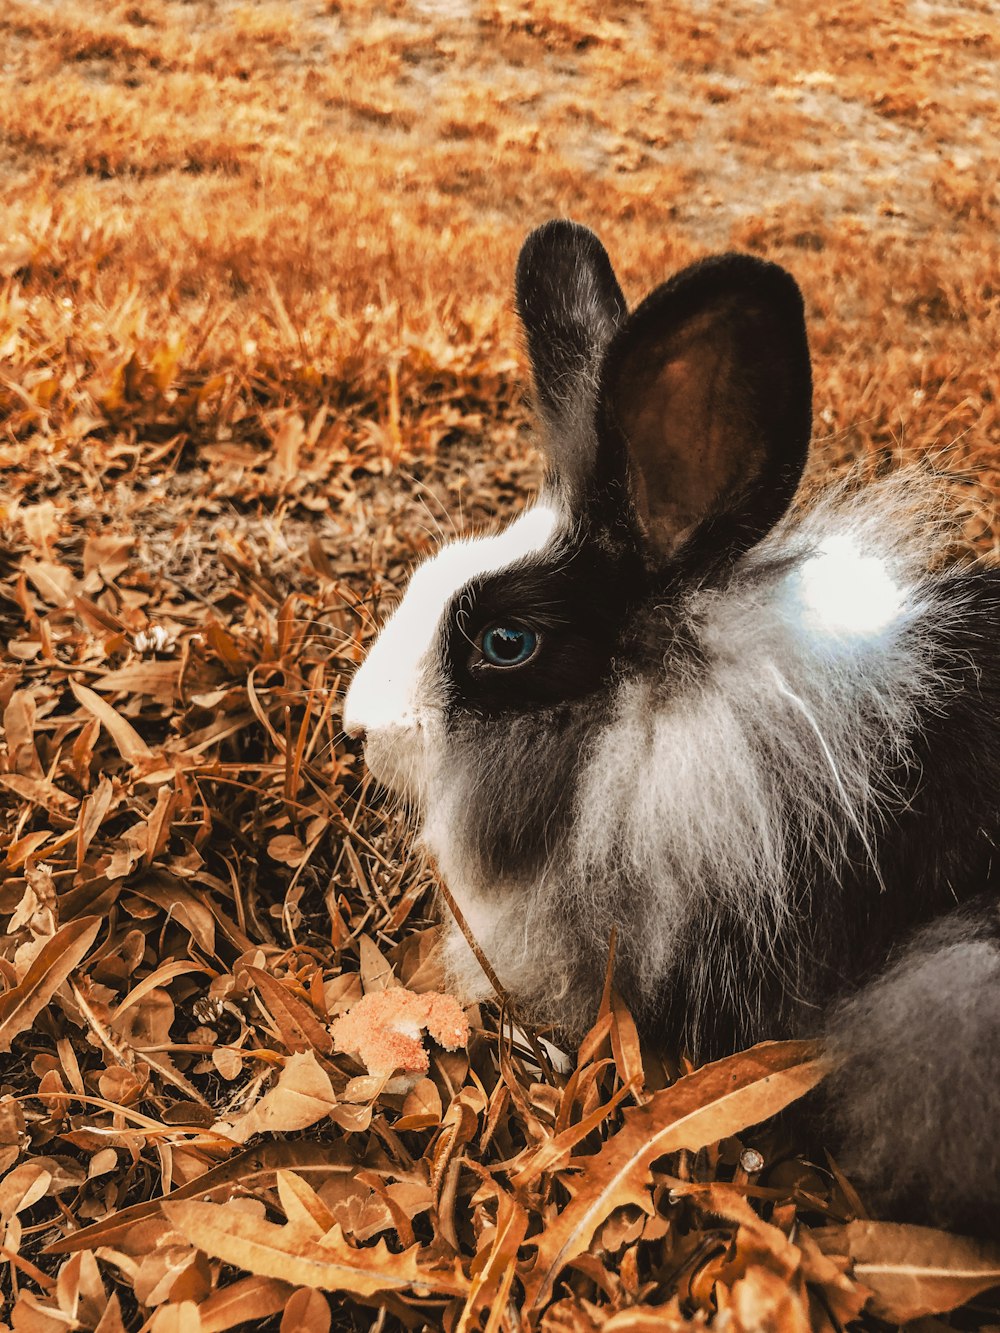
[598,254,813,565]
[515,221,629,507]
[515,220,627,434]
[443,527,644,715]
[439,518,645,880]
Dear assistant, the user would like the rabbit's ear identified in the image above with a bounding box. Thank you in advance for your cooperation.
[516,220,627,499]
[599,254,812,563]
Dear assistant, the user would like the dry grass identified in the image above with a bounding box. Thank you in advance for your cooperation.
[1,1,999,1329]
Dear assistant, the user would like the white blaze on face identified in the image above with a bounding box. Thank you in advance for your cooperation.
[342,502,563,795]
[796,533,904,639]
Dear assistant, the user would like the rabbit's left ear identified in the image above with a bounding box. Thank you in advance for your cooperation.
[516,220,627,501]
[599,254,812,563]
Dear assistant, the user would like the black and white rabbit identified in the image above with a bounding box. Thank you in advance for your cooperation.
[343,220,1000,1233]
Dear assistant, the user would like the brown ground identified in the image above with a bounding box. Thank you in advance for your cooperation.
[1,2,998,1330]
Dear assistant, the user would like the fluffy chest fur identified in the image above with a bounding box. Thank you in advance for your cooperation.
[416,484,995,1055]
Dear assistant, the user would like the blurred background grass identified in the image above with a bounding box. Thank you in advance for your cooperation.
[0,0,997,542]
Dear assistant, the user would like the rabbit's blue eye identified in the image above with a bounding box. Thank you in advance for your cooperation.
[480,624,538,667]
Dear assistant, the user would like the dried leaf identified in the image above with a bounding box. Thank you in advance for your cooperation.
[276,1169,336,1234]
[524,1041,829,1309]
[163,1202,468,1297]
[113,961,213,1024]
[3,688,42,776]
[21,558,77,605]
[0,917,101,1052]
[148,1301,203,1333]
[724,1264,812,1333]
[94,660,181,705]
[70,679,153,764]
[0,1162,52,1218]
[88,1148,119,1179]
[396,1077,442,1130]
[267,834,306,866]
[270,413,305,487]
[0,772,77,817]
[212,1050,338,1143]
[83,533,133,580]
[457,1189,528,1331]
[131,874,215,953]
[46,1142,358,1256]
[246,967,334,1054]
[358,935,397,992]
[280,1287,331,1333]
[9,1289,74,1332]
[813,1220,1000,1322]
[195,1277,294,1332]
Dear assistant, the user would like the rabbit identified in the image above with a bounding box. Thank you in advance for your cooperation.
[343,220,1000,1233]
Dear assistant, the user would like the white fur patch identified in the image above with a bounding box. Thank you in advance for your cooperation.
[343,501,564,797]
[795,533,904,638]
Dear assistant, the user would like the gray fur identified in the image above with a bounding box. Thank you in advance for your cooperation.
[824,906,1000,1233]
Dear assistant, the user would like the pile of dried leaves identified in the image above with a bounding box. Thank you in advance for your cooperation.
[3,334,1000,1333]
[2,0,1000,1329]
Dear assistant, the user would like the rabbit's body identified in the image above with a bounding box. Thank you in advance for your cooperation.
[422,502,1000,1062]
[344,221,1000,1230]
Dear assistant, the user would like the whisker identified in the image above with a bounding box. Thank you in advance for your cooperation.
[399,469,460,540]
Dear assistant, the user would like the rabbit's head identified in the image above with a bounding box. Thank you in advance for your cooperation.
[344,220,812,802]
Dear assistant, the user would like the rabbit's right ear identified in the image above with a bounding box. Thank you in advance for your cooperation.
[516,220,627,500]
[598,254,812,564]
